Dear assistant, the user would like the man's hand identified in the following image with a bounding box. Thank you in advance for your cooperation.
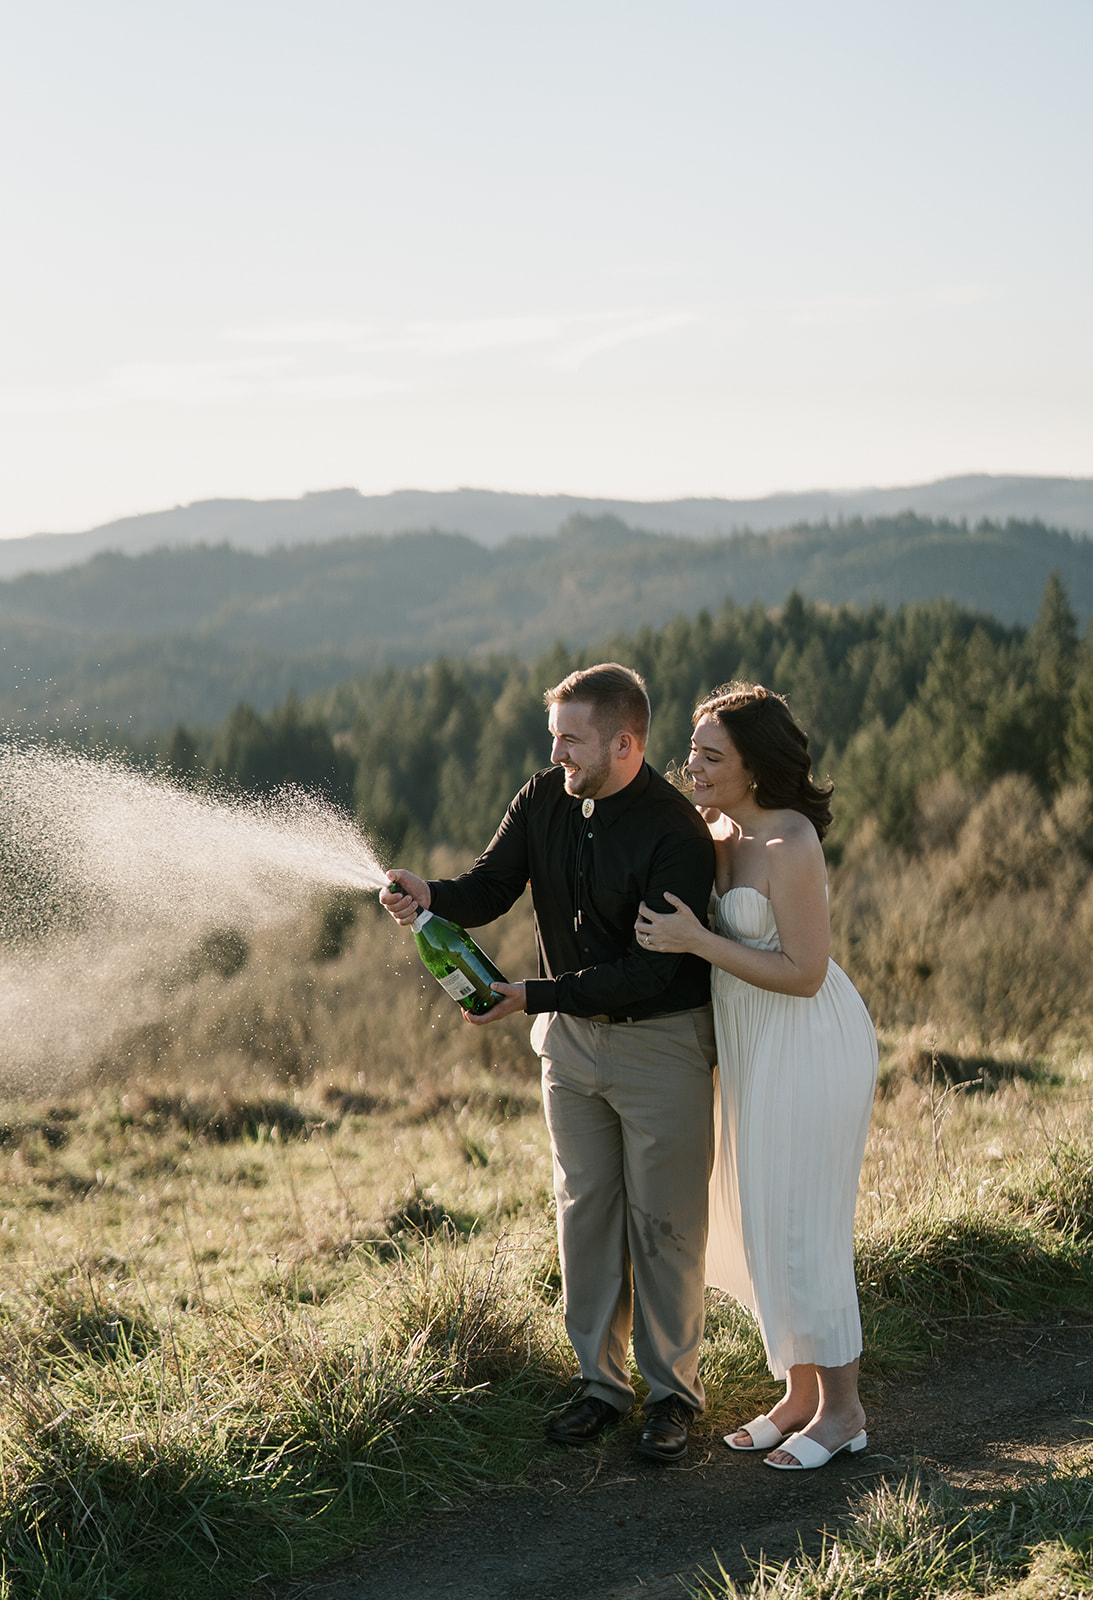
[464,982,527,1025]
[380,869,430,926]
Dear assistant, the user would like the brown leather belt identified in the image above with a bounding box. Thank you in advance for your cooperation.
[586,1009,681,1025]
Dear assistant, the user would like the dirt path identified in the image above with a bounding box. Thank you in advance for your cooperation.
[246,1319,1093,1600]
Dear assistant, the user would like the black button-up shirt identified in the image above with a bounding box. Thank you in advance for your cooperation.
[429,762,714,1019]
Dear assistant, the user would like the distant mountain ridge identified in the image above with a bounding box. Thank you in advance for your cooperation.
[2,474,1092,578]
[2,509,1092,734]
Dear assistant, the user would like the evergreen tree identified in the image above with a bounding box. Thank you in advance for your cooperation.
[1026,571,1079,787]
[212,695,354,805]
[857,639,905,728]
[1066,623,1093,787]
[829,717,918,853]
[163,724,202,786]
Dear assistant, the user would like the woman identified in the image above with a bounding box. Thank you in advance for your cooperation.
[636,682,878,1471]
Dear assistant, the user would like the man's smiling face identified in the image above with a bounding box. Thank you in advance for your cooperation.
[548,699,615,799]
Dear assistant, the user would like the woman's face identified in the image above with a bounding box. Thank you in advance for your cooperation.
[687,714,753,811]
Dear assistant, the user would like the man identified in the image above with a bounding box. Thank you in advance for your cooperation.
[382,663,716,1462]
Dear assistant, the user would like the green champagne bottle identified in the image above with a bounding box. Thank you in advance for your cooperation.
[410,908,508,1014]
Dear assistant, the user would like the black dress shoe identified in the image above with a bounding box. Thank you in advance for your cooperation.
[547,1394,626,1445]
[636,1395,693,1461]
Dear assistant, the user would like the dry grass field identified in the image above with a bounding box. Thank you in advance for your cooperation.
[2,815,1093,1598]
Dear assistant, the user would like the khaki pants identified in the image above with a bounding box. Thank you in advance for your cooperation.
[534,1007,716,1412]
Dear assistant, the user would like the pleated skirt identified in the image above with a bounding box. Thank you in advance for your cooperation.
[707,956,878,1378]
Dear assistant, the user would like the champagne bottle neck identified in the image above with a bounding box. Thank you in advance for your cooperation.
[412,909,434,932]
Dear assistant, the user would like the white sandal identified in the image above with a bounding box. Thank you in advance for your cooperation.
[724,1413,786,1452]
[764,1428,867,1470]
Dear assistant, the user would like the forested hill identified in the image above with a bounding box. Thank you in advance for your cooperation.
[4,474,1092,575]
[1,511,1091,733]
[99,573,1093,876]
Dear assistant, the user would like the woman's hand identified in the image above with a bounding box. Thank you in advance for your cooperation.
[635,893,703,954]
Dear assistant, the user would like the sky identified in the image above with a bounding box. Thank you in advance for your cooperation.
[2,0,1091,539]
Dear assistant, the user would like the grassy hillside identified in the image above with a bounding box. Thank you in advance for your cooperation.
[2,513,1092,733]
[1,863,1091,1599]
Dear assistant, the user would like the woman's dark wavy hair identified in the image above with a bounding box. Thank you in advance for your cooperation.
[693,682,834,840]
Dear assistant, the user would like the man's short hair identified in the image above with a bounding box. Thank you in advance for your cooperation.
[544,662,650,746]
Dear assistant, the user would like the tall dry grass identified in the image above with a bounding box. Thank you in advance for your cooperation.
[692,1458,1093,1599]
[2,820,1092,1598]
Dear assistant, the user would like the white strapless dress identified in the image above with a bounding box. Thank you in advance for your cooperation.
[706,886,878,1378]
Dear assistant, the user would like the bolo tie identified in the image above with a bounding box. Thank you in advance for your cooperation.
[573,797,595,933]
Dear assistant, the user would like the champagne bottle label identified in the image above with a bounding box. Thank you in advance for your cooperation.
[404,904,508,1013]
[436,968,476,1002]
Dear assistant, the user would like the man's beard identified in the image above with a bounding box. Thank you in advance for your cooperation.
[565,740,612,798]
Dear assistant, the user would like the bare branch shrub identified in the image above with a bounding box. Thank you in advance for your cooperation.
[832,773,1093,1049]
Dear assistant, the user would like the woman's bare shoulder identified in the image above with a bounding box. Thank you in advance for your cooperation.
[760,810,825,869]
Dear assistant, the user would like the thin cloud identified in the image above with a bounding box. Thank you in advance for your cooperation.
[112,359,287,405]
[544,311,697,372]
[0,358,281,415]
[777,284,994,329]
[0,308,697,420]
[268,373,409,400]
[0,358,404,415]
[222,308,698,367]
[223,322,376,346]
[221,314,567,355]
[377,315,573,357]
